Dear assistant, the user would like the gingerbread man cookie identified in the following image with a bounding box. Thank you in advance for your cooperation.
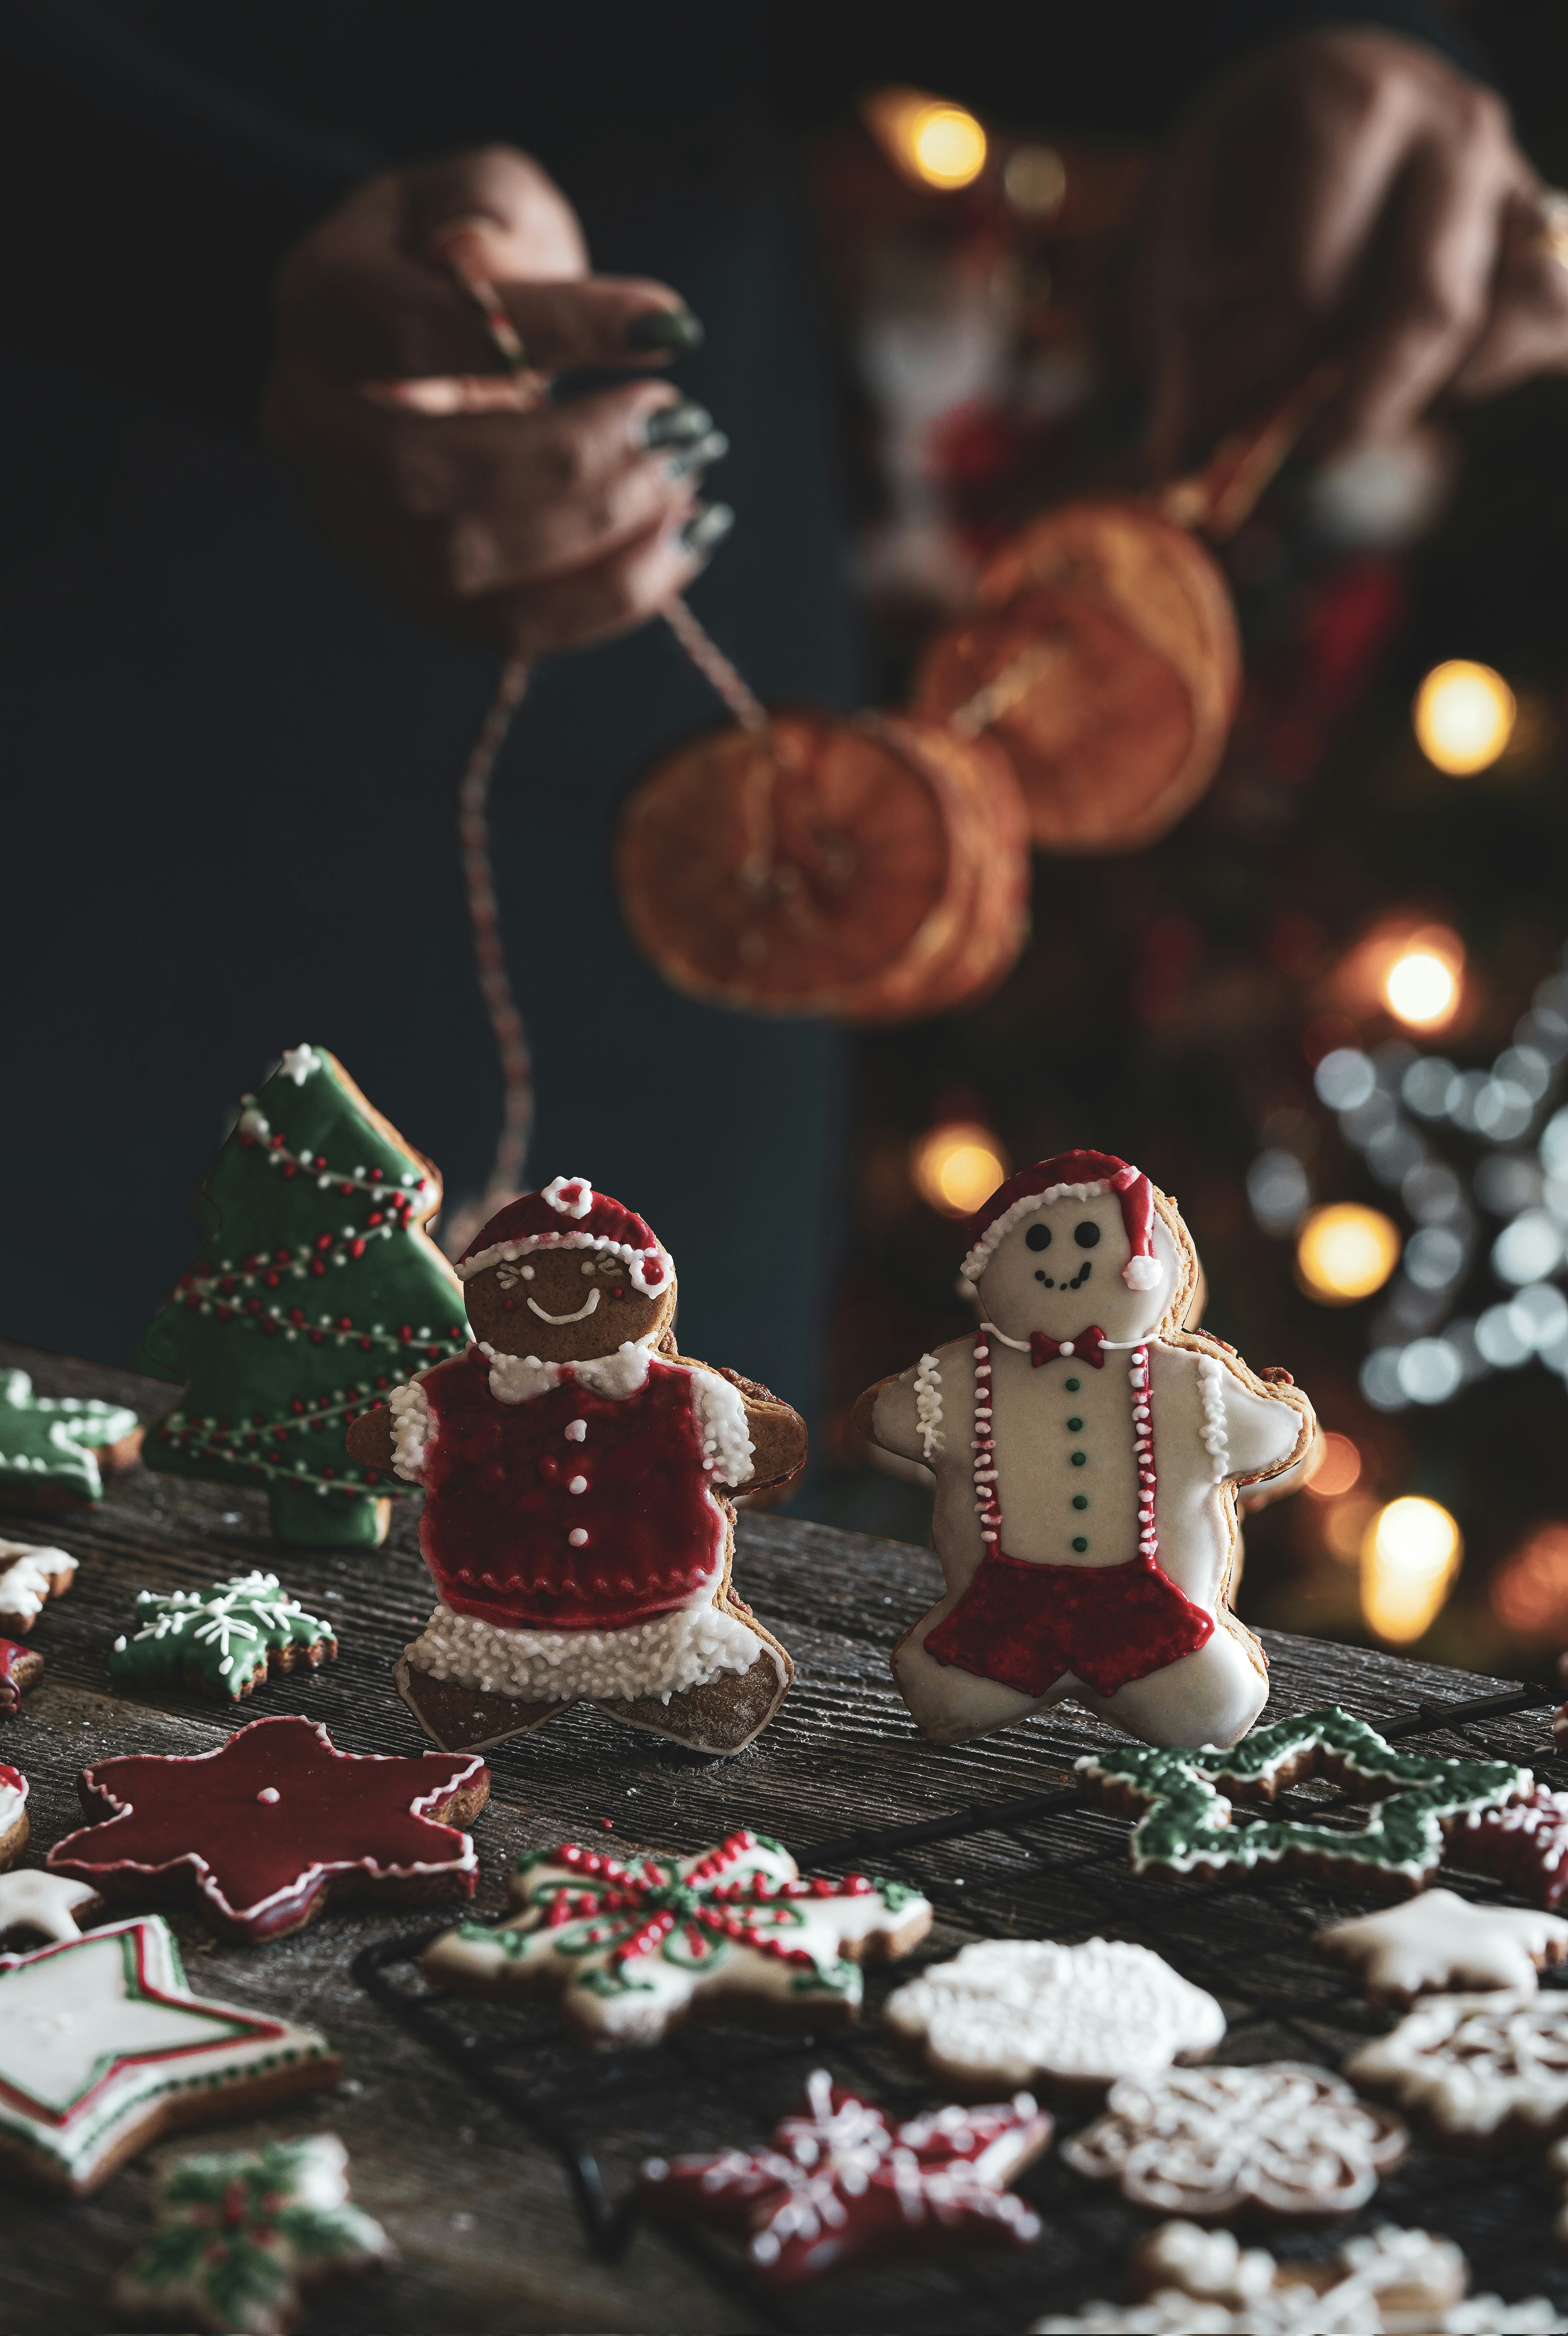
[855,1152,1313,1752]
[883,1935,1224,2095]
[348,1177,807,1757]
[1317,1889,1568,2004]
[422,1827,931,2045]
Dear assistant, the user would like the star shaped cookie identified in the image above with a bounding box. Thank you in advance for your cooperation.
[0,1868,101,1944]
[46,1713,489,1942]
[1317,1888,1568,2004]
[0,1370,140,1508]
[1078,1704,1528,1892]
[0,1915,337,2193]
[0,1539,78,1631]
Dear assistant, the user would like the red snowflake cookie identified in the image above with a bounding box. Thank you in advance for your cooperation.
[47,1714,489,1941]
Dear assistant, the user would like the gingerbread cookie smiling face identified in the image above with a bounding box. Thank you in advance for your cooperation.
[348,1177,808,1758]
[857,1151,1314,1754]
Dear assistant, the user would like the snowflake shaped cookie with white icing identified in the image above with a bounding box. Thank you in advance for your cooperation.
[1317,1889,1568,2004]
[884,1935,1225,2094]
[1345,1990,1568,2145]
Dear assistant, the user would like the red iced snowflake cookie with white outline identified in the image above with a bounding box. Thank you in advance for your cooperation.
[639,2067,1050,2284]
[46,1713,489,1942]
[855,1151,1314,1755]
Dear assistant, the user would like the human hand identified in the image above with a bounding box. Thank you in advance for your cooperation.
[261,145,730,652]
[1136,29,1550,467]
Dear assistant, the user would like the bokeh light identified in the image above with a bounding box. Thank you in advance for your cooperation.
[1306,1431,1363,1499]
[1492,1524,1568,1638]
[1383,945,1461,1030]
[1295,1203,1402,1305]
[864,89,988,190]
[1412,660,1516,776]
[1361,1497,1463,1643]
[911,1122,1007,1217]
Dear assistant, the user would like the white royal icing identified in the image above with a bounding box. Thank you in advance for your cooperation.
[0,1767,27,1835]
[1344,1990,1568,2141]
[0,1869,99,1944]
[1136,2222,1278,2307]
[0,1916,333,2186]
[1197,1355,1230,1484]
[405,1595,765,1706]
[387,1379,431,1483]
[479,1336,659,1405]
[0,1540,79,1621]
[884,1936,1225,2090]
[960,1181,1112,1282]
[279,1044,319,1084]
[913,1352,944,1458]
[1318,1889,1568,2003]
[691,1368,754,1485]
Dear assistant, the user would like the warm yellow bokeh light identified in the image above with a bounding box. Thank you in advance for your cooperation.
[863,88,988,191]
[1412,660,1516,776]
[1384,942,1461,1030]
[1306,1430,1363,1499]
[911,1122,1008,1217]
[1294,1204,1401,1305]
[1322,1491,1377,1562]
[1361,1496,1463,1642]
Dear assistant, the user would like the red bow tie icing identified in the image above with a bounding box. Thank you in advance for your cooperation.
[639,2068,1049,2285]
[1029,1326,1106,1369]
[46,1714,489,1942]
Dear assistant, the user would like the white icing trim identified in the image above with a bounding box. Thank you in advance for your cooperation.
[477,1336,660,1405]
[457,1227,672,1295]
[1197,1355,1230,1484]
[913,1353,944,1458]
[691,1369,754,1485]
[542,1175,594,1219]
[405,1597,762,1704]
[960,1181,1109,1283]
[0,1544,79,1622]
[1123,1255,1165,1292]
[388,1380,431,1483]
[527,1289,600,1325]
[279,1045,319,1084]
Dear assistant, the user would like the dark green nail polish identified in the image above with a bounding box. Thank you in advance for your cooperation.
[642,401,713,448]
[626,308,704,354]
[679,502,733,558]
[665,429,728,481]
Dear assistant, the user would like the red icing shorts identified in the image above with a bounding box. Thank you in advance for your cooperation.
[923,1549,1214,1698]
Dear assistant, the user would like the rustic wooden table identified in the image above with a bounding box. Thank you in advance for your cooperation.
[4,1334,1566,2336]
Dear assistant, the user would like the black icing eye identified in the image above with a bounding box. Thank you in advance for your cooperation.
[1026,1222,1052,1252]
[1074,1221,1101,1249]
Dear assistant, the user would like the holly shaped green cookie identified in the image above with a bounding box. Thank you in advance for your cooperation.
[138,1045,468,1548]
[0,1370,140,1509]
[1078,1705,1528,1892]
[111,2133,391,2336]
[109,1573,337,1701]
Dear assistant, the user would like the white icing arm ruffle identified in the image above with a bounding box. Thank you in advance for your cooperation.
[387,1379,432,1483]
[691,1367,754,1486]
[1198,1353,1304,1484]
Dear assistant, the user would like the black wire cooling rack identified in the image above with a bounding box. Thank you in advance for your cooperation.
[355,1683,1568,2336]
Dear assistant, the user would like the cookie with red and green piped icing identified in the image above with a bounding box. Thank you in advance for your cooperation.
[46,1714,489,1943]
[420,1826,933,2047]
[109,1573,336,1702]
[1077,1705,1528,1893]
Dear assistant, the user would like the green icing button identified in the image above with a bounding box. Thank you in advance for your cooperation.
[1071,1535,1089,1553]
[1071,1450,1087,1468]
[1072,1494,1089,1510]
[1064,1377,1081,1391]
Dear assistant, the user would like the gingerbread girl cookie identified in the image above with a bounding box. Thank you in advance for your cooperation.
[348,1177,807,1756]
[855,1151,1314,1750]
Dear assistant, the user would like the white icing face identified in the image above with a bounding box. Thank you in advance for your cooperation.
[978,1191,1176,1346]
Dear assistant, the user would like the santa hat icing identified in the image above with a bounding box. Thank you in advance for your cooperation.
[456,1176,673,1296]
[960,1149,1164,1293]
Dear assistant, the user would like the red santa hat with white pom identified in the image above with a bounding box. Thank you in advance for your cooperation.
[959,1149,1165,1292]
[456,1176,673,1296]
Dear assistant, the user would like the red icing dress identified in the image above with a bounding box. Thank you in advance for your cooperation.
[924,1333,1214,1697]
[415,1348,725,1631]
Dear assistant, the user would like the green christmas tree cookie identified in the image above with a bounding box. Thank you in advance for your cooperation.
[111,2133,392,2336]
[110,1572,337,1701]
[138,1045,467,1548]
[0,1370,140,1510]
[1078,1704,1529,1892]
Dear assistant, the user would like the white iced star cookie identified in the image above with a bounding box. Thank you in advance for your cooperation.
[0,1869,101,1945]
[1345,1991,1568,2145]
[884,1936,1224,2095]
[1317,1889,1568,2005]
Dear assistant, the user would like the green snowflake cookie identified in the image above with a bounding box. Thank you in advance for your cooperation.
[0,1370,139,1506]
[111,2133,391,2336]
[1078,1704,1528,1891]
[421,1826,933,2046]
[109,1572,337,1700]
